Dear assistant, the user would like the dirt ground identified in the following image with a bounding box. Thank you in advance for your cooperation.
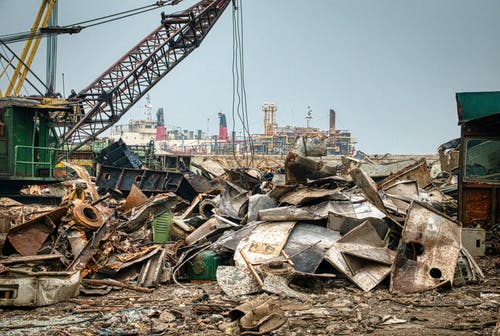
[0,257,498,336]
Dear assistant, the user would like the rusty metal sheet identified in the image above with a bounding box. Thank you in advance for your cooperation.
[269,184,295,200]
[390,201,462,293]
[325,247,391,292]
[336,221,394,265]
[62,161,99,202]
[198,159,226,177]
[214,221,263,251]
[137,247,167,288]
[229,297,287,334]
[279,188,340,206]
[325,221,394,292]
[285,152,337,184]
[0,254,64,265]
[383,180,419,212]
[350,168,388,215]
[258,201,338,222]
[67,229,87,257]
[184,174,214,195]
[248,194,277,222]
[259,197,386,222]
[378,158,433,190]
[219,193,248,220]
[463,188,492,227]
[118,193,180,233]
[438,142,460,172]
[218,181,248,220]
[179,193,205,220]
[185,217,232,246]
[343,195,387,219]
[118,184,149,212]
[103,246,161,273]
[344,159,418,179]
[6,207,66,256]
[225,168,262,191]
[283,223,340,273]
[423,187,447,203]
[327,213,389,239]
[67,220,110,272]
[234,222,296,267]
[258,204,327,222]
[305,175,348,188]
[0,270,80,307]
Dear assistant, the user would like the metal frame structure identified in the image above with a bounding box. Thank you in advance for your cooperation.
[58,0,231,154]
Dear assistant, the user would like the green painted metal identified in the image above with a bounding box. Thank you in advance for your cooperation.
[456,91,500,123]
[7,106,35,176]
[152,211,172,243]
[91,138,111,154]
[0,104,63,183]
[14,145,57,178]
[187,250,221,281]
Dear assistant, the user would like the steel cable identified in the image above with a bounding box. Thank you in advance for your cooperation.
[0,1,175,44]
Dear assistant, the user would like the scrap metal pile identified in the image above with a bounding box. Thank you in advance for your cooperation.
[0,145,490,332]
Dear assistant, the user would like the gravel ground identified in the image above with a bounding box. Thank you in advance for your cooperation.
[0,257,498,336]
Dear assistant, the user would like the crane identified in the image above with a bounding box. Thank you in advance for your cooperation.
[56,0,231,154]
[0,0,233,192]
[1,0,57,97]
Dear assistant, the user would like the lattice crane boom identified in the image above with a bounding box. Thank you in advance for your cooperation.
[59,0,231,154]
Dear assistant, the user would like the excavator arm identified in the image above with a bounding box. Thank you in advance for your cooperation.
[57,0,231,154]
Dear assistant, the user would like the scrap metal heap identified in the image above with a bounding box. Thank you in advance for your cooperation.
[0,142,497,334]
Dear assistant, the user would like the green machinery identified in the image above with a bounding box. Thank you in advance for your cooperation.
[0,99,67,193]
[0,0,232,194]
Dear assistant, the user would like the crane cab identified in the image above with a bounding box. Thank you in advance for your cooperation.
[0,98,66,193]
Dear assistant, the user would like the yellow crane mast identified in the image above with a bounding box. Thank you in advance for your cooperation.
[2,0,56,97]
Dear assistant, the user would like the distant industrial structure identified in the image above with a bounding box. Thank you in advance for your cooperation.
[252,103,356,155]
[108,102,356,155]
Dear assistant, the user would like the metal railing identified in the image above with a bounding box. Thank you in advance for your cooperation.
[14,145,61,178]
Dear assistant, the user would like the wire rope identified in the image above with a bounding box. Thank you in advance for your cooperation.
[0,1,175,44]
[231,0,253,166]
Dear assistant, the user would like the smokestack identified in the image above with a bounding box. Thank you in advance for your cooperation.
[218,112,228,141]
[329,109,336,134]
[156,108,166,140]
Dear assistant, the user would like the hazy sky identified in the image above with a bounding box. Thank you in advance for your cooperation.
[1,0,500,154]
